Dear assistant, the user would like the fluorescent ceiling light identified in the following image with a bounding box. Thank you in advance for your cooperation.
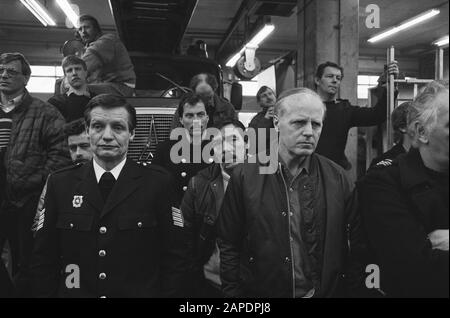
[226,24,275,68]
[433,35,449,47]
[368,9,440,43]
[56,0,79,28]
[20,0,56,27]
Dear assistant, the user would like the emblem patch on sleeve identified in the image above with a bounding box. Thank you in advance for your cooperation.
[172,207,184,228]
[32,181,48,234]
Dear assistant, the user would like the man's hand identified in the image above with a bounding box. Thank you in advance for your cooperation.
[264,106,275,120]
[428,229,449,251]
[378,61,400,86]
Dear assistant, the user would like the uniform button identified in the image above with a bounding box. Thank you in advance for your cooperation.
[208,158,214,163]
[99,227,107,234]
[99,273,107,280]
[99,250,106,257]
[289,212,294,217]
[183,186,188,191]
[181,158,187,164]
[137,222,143,228]
[181,172,187,177]
[289,188,294,192]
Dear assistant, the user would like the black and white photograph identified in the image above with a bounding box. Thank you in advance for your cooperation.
[0,0,448,304]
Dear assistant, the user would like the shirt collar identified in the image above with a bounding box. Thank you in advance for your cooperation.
[0,93,24,113]
[67,86,91,98]
[93,157,127,183]
[279,155,311,178]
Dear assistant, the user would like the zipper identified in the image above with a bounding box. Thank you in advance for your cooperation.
[278,163,296,298]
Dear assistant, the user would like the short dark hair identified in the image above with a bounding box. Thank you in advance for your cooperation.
[0,52,31,77]
[64,118,86,138]
[78,14,102,33]
[189,73,219,92]
[84,94,137,131]
[315,61,344,79]
[177,93,206,118]
[392,102,411,144]
[256,86,275,102]
[61,55,87,73]
[216,119,246,132]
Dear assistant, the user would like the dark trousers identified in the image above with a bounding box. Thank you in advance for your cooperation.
[0,195,39,297]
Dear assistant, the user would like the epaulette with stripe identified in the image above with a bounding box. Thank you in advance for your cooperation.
[375,159,394,168]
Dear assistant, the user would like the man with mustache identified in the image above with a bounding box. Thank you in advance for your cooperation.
[218,88,352,298]
[314,61,399,170]
[181,119,247,297]
[48,56,95,123]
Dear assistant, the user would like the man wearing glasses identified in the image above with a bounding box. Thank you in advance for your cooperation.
[0,52,70,296]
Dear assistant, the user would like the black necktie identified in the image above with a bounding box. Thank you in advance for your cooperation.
[99,172,116,202]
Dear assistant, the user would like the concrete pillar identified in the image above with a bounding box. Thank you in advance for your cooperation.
[297,0,359,182]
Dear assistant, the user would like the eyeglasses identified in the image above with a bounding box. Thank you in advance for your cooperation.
[0,67,22,77]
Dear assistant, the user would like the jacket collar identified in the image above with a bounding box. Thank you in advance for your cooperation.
[77,159,142,216]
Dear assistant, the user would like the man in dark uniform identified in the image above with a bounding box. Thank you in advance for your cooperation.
[357,81,449,297]
[153,93,212,209]
[30,94,182,297]
[314,61,399,169]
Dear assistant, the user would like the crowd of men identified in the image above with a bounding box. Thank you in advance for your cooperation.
[0,14,448,298]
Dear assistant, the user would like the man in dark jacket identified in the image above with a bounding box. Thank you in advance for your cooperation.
[48,55,95,122]
[30,94,183,297]
[217,88,352,298]
[248,86,277,154]
[314,61,399,169]
[153,93,213,208]
[171,73,236,129]
[358,81,448,297]
[181,119,247,297]
[0,52,71,296]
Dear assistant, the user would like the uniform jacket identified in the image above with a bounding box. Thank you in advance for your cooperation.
[30,160,184,298]
[217,154,353,298]
[357,148,449,298]
[152,138,212,208]
[3,91,71,208]
[369,143,406,169]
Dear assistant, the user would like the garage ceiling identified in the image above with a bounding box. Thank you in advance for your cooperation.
[0,0,448,67]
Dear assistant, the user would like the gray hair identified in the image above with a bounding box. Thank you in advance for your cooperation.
[275,87,326,118]
[407,81,449,145]
[408,81,448,130]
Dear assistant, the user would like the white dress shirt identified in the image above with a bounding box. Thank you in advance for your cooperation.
[93,157,127,183]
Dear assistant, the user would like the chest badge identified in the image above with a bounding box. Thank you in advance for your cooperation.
[72,195,84,208]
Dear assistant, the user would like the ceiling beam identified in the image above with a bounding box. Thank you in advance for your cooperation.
[215,0,261,59]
